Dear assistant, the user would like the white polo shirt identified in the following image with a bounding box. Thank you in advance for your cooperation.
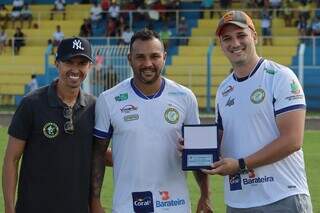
[94,77,200,213]
[216,58,309,208]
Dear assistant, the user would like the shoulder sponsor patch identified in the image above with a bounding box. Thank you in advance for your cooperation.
[123,114,139,121]
[222,85,234,97]
[120,104,138,113]
[43,122,59,138]
[115,93,128,102]
[290,80,300,94]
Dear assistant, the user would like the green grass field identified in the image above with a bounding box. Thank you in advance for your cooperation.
[0,128,319,212]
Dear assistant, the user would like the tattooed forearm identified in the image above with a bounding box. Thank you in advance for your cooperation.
[91,138,109,198]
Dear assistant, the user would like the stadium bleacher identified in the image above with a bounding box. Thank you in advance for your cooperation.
[0,0,319,110]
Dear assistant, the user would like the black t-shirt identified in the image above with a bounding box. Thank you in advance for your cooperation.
[8,81,96,213]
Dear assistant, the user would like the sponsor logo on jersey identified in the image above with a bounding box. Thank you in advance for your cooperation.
[120,104,138,113]
[123,114,139,121]
[225,97,235,107]
[156,191,186,208]
[132,191,154,212]
[164,107,179,124]
[285,94,304,101]
[222,85,234,97]
[290,80,300,94]
[168,91,187,96]
[43,122,59,138]
[229,173,242,191]
[115,93,128,101]
[264,68,277,75]
[242,169,275,185]
[243,175,274,185]
[250,88,265,104]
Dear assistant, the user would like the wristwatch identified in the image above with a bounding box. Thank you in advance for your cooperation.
[238,158,249,174]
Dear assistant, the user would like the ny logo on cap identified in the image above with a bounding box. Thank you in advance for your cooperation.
[72,39,84,50]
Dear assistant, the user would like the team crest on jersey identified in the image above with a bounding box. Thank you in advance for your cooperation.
[250,88,265,104]
[164,108,179,124]
[43,122,59,138]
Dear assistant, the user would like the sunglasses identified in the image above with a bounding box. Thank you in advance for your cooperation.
[63,106,74,134]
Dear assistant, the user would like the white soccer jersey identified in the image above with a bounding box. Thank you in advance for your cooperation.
[94,77,200,213]
[215,58,310,208]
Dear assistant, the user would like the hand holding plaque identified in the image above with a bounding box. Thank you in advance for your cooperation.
[182,124,219,171]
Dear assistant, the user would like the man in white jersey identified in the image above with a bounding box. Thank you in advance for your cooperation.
[202,10,313,213]
[90,29,213,213]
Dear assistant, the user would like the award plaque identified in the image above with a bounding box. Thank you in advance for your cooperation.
[182,124,219,171]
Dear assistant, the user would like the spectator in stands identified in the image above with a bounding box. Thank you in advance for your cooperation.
[27,74,38,92]
[13,27,25,55]
[10,0,24,28]
[261,8,273,45]
[120,25,134,45]
[90,2,103,24]
[219,0,232,16]
[0,4,9,28]
[201,0,214,19]
[310,16,320,36]
[282,0,293,27]
[177,16,189,45]
[100,0,110,16]
[50,0,66,20]
[297,15,309,42]
[159,24,172,50]
[79,18,92,37]
[106,18,117,37]
[46,39,54,55]
[108,0,120,21]
[20,3,32,28]
[297,1,311,21]
[0,25,7,54]
[53,25,64,48]
[269,0,282,17]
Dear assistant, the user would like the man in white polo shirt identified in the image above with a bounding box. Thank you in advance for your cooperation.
[90,29,213,213]
[203,10,313,213]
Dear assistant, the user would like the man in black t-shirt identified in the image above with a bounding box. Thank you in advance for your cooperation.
[2,37,95,213]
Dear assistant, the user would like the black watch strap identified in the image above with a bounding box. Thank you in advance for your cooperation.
[238,158,248,174]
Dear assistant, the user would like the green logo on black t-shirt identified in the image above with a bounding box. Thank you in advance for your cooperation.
[43,122,59,138]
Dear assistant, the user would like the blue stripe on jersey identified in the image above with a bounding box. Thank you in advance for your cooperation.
[232,58,264,82]
[130,78,165,100]
[275,104,306,116]
[217,105,223,130]
[93,126,113,139]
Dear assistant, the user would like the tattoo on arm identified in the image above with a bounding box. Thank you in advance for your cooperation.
[91,138,109,198]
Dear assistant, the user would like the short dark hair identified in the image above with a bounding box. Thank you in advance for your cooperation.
[129,28,163,52]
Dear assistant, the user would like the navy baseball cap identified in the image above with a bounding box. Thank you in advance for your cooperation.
[56,37,93,62]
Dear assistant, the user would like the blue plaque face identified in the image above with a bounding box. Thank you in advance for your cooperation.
[132,191,154,213]
[187,154,213,167]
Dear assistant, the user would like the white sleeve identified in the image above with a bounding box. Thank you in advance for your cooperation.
[93,93,113,139]
[273,68,306,116]
[184,89,200,125]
